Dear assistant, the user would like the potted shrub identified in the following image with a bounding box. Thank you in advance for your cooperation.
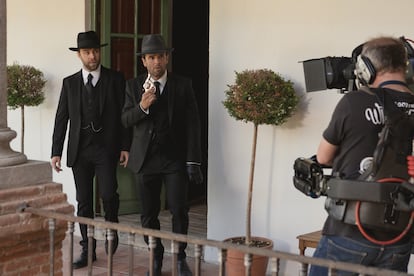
[7,63,46,153]
[223,68,299,275]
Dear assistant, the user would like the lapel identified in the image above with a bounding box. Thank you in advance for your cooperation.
[74,70,83,111]
[98,66,109,115]
[66,70,83,127]
[136,74,146,103]
[166,74,175,124]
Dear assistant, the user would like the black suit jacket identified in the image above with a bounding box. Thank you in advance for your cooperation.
[52,66,131,167]
[122,73,201,173]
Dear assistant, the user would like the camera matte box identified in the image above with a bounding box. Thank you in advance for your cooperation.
[302,58,328,92]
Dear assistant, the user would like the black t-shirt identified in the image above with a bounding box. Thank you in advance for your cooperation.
[321,88,414,239]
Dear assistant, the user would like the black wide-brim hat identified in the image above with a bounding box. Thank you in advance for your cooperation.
[69,31,108,51]
[137,34,174,56]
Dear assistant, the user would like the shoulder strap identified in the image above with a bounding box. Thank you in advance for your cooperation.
[358,86,410,119]
[358,87,414,181]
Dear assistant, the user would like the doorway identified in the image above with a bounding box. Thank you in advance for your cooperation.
[93,0,209,214]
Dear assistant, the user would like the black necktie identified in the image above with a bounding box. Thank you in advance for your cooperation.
[86,73,93,102]
[154,81,161,99]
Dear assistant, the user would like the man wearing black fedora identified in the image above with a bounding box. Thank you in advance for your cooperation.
[51,30,131,269]
[122,34,203,276]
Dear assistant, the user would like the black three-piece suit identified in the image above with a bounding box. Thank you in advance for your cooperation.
[52,66,131,251]
[122,72,202,261]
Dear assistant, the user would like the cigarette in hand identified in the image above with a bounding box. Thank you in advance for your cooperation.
[143,74,154,90]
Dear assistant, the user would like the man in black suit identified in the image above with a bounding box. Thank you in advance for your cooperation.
[122,34,203,276]
[51,31,131,269]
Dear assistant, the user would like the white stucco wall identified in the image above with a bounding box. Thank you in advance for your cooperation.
[207,0,414,274]
[6,0,84,212]
[6,0,414,275]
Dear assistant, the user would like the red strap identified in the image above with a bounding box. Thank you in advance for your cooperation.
[407,156,414,178]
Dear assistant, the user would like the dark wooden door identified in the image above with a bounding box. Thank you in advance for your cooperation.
[171,0,209,204]
[97,0,168,79]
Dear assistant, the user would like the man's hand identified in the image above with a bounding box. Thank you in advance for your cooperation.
[51,156,62,173]
[186,164,203,185]
[140,86,157,110]
[119,151,129,168]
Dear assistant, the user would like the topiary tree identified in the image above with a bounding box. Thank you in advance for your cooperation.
[223,68,299,246]
[7,63,46,153]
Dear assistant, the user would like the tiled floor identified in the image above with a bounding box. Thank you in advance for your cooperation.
[62,204,219,275]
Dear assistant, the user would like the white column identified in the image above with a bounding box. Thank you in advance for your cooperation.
[0,0,27,167]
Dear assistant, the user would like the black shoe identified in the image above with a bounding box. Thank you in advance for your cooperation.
[105,230,119,255]
[177,259,192,276]
[72,252,97,269]
[146,259,162,276]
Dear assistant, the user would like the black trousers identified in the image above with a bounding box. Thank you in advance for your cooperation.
[136,171,189,260]
[72,143,120,251]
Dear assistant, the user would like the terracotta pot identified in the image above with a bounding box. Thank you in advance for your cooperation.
[224,236,274,276]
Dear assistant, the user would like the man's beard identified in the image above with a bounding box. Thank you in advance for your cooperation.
[85,62,99,71]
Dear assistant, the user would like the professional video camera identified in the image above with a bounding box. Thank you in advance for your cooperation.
[302,36,414,93]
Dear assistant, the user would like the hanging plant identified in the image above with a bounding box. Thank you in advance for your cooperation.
[7,63,46,153]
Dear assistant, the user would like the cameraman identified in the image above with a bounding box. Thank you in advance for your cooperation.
[310,36,414,275]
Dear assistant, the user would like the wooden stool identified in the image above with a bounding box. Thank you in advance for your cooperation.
[296,230,322,275]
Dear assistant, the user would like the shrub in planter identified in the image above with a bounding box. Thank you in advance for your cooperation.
[223,68,299,245]
[223,69,299,275]
[7,63,46,153]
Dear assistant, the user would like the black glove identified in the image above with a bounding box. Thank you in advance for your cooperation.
[309,154,318,163]
[310,154,331,169]
[186,164,203,185]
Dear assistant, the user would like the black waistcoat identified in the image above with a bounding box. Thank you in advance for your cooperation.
[80,80,103,148]
[141,86,181,173]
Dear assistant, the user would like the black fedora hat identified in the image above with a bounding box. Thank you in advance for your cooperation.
[69,31,108,51]
[137,34,174,56]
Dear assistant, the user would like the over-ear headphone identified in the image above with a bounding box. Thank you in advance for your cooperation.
[355,55,376,85]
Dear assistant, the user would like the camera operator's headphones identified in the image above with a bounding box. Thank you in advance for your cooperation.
[352,43,376,85]
[355,55,376,85]
[353,37,414,86]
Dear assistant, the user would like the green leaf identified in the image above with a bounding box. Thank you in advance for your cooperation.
[223,69,300,126]
[7,63,46,109]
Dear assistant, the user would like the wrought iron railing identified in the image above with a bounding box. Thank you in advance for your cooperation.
[20,206,413,276]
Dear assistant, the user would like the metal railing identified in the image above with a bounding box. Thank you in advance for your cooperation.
[20,205,413,276]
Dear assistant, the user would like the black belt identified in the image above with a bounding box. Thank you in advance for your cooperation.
[325,178,414,234]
